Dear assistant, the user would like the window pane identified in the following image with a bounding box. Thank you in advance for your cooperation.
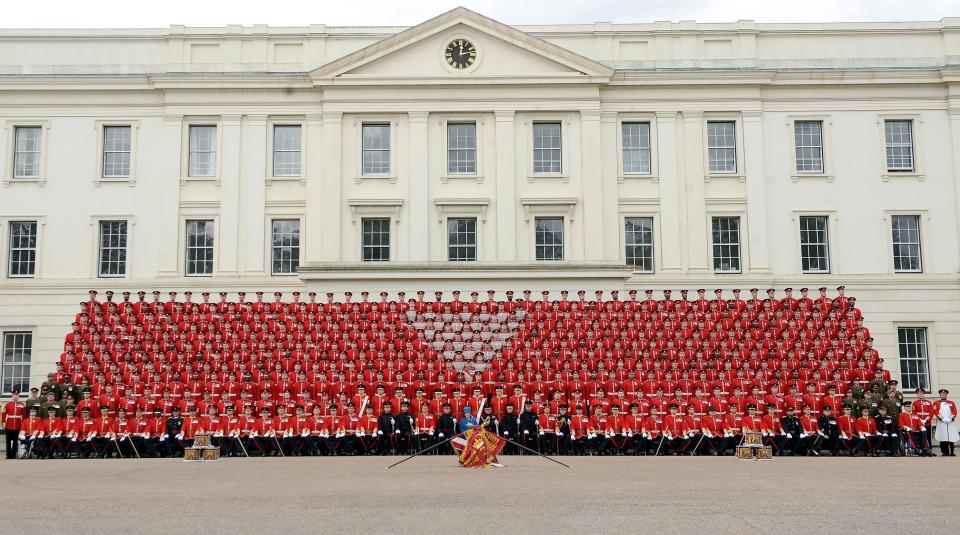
[794,121,823,173]
[622,122,652,174]
[711,216,741,273]
[535,217,564,261]
[707,121,737,173]
[532,122,562,174]
[799,215,830,273]
[447,123,477,174]
[188,126,217,177]
[362,218,391,262]
[13,126,42,178]
[271,219,300,275]
[884,120,914,172]
[891,215,922,272]
[102,126,132,177]
[447,217,477,261]
[897,327,929,391]
[8,221,38,277]
[185,220,214,275]
[273,125,302,176]
[2,332,32,396]
[624,217,654,272]
[362,124,391,175]
[98,220,128,277]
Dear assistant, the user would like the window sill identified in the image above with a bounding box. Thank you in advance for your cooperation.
[180,177,221,186]
[618,174,658,183]
[527,173,569,183]
[881,172,924,182]
[94,177,136,187]
[791,173,833,182]
[97,274,127,279]
[266,176,307,186]
[440,173,483,183]
[703,174,745,182]
[355,174,397,184]
[3,177,46,187]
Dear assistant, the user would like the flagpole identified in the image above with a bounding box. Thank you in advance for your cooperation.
[501,436,572,469]
[385,429,466,470]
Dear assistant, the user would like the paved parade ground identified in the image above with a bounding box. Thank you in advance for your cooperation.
[3,456,957,534]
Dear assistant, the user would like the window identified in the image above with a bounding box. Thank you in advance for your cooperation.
[624,217,654,272]
[102,126,132,178]
[794,120,823,173]
[799,216,830,273]
[188,125,217,177]
[532,122,562,174]
[621,122,652,174]
[884,120,914,172]
[185,220,214,276]
[272,125,302,177]
[7,221,37,278]
[535,217,564,261]
[706,121,737,174]
[447,123,477,174]
[2,332,31,396]
[897,327,929,391]
[271,219,300,275]
[13,126,41,178]
[98,220,128,278]
[361,218,390,262]
[891,214,922,272]
[447,218,477,261]
[361,124,391,175]
[711,216,741,273]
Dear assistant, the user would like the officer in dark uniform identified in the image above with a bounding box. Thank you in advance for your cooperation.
[476,404,497,431]
[556,403,572,455]
[500,402,519,454]
[874,404,899,456]
[165,406,185,457]
[780,406,803,455]
[436,403,457,454]
[377,401,398,455]
[518,400,540,452]
[817,406,841,456]
[395,401,416,455]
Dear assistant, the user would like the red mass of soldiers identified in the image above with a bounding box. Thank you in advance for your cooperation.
[4,286,955,459]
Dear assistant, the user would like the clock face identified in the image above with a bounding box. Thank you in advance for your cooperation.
[444,39,477,70]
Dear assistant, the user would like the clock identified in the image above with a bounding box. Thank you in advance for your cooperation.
[444,39,477,70]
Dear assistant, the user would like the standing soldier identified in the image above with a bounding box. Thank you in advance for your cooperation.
[3,390,26,459]
[933,388,958,456]
[912,388,935,454]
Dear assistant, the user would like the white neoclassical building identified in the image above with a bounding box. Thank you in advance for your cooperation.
[0,7,958,395]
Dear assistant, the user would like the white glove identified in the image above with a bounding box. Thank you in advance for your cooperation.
[688,433,695,438]
[503,431,509,436]
[357,430,365,437]
[892,433,898,437]
[377,430,383,436]
[800,433,808,439]
[881,433,889,437]
[786,433,792,439]
[570,433,576,440]
[438,433,444,438]
[176,433,184,440]
[523,430,529,435]
[761,431,769,437]
[627,431,633,437]
[301,431,309,437]
[557,432,564,437]
[160,434,167,442]
[394,430,401,434]
[539,431,544,436]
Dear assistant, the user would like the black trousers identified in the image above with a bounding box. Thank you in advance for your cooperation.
[5,430,19,459]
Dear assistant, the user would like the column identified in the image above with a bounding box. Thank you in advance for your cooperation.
[951,106,960,272]
[408,111,430,261]
[304,113,325,264]
[318,111,343,262]
[743,111,771,272]
[494,110,517,262]
[656,111,684,272]
[218,114,242,275]
[157,114,183,277]
[682,111,709,272]
[241,115,267,275]
[580,109,606,261]
[598,111,621,261]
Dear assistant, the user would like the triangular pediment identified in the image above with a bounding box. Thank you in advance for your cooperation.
[310,7,613,84]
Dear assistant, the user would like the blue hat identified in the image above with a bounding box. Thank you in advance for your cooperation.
[463,406,472,413]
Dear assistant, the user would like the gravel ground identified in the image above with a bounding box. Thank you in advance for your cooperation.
[2,455,956,534]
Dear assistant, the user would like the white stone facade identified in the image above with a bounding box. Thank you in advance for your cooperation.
[0,8,958,395]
